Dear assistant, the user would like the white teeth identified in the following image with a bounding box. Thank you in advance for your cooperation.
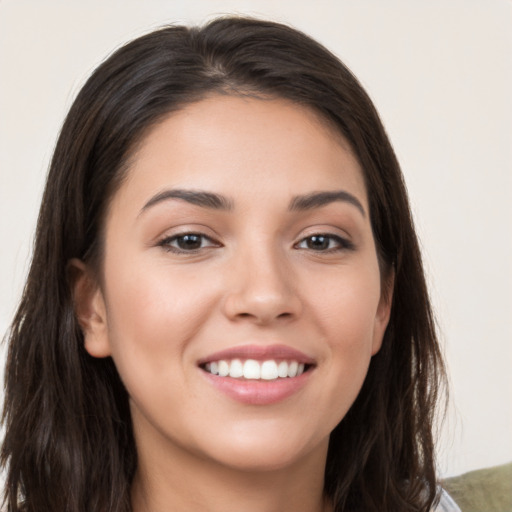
[287,361,298,378]
[218,360,229,377]
[277,361,288,378]
[243,359,261,379]
[261,360,278,380]
[229,359,243,378]
[204,359,308,380]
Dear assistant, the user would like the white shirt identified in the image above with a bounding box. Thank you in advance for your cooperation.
[435,489,461,512]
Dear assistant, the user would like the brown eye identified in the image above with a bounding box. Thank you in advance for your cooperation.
[305,235,331,250]
[175,234,203,250]
[296,234,354,252]
[158,233,219,253]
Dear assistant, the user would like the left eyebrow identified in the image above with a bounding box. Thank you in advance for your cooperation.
[139,188,234,216]
[289,190,366,217]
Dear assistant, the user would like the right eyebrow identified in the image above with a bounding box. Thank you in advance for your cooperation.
[139,189,234,216]
[289,190,366,217]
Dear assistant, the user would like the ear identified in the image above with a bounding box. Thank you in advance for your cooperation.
[68,258,112,358]
[371,268,395,356]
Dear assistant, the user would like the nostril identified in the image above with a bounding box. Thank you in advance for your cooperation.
[223,285,302,324]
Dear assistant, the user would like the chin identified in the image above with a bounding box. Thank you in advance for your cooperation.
[208,448,311,473]
[197,425,329,473]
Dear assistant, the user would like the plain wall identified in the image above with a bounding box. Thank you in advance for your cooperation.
[0,0,511,478]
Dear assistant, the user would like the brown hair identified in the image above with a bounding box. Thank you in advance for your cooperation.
[2,16,446,512]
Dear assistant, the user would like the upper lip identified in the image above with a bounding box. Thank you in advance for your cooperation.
[197,344,316,366]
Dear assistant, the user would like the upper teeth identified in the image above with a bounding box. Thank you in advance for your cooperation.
[204,359,306,380]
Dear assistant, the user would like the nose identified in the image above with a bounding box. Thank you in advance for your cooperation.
[222,245,302,325]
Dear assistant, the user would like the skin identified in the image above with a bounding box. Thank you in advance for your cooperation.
[73,95,393,512]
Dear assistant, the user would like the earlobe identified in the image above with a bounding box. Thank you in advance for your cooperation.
[68,258,112,358]
[371,268,395,356]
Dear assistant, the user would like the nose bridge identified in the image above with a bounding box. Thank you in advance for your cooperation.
[223,233,300,323]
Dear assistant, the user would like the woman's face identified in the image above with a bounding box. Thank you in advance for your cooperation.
[77,95,392,473]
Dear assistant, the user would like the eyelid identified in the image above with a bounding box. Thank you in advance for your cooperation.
[294,232,355,252]
[157,231,221,253]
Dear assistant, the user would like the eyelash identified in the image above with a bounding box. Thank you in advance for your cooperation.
[294,234,354,252]
[157,233,219,253]
[157,232,354,254]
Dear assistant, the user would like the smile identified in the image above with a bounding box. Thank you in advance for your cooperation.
[203,359,307,380]
[198,345,315,405]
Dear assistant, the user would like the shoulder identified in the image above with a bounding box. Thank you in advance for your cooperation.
[433,489,461,512]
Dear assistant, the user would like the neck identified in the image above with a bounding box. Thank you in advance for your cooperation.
[131,434,332,512]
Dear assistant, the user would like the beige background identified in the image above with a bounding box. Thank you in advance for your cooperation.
[1,0,511,478]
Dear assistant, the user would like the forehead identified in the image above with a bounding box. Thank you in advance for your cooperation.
[113,95,368,213]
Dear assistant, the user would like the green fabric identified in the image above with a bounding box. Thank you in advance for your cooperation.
[443,462,512,512]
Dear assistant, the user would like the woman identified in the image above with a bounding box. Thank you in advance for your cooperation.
[1,16,458,512]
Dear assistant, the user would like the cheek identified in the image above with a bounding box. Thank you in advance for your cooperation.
[309,268,382,346]
[304,263,383,407]
[105,253,212,331]
[101,257,216,380]
[100,263,210,429]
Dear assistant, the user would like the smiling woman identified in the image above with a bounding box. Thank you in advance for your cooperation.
[1,17,456,512]
[75,95,389,491]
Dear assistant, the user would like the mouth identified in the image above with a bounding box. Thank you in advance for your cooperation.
[197,344,316,404]
[200,359,313,380]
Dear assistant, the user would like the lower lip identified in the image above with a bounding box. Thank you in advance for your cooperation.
[201,369,312,405]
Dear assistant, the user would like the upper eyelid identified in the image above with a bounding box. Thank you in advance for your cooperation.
[297,233,345,243]
[159,232,218,244]
[295,228,352,242]
[156,225,221,242]
[156,233,221,255]
[294,232,355,250]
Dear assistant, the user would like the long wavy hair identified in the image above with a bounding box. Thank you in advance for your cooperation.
[1,16,446,512]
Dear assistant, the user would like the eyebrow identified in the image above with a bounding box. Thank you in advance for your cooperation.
[289,190,366,217]
[140,189,233,214]
[140,188,365,217]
